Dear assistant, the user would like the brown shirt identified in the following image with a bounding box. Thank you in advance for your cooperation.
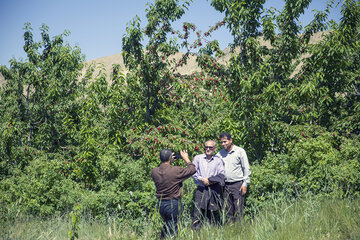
[151,162,196,200]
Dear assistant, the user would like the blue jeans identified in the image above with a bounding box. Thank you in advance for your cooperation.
[157,199,182,238]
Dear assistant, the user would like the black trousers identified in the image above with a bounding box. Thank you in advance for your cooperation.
[224,181,244,222]
[157,199,182,238]
[191,206,221,230]
[191,188,222,230]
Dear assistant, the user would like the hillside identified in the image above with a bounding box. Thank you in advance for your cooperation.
[81,31,327,82]
[0,31,327,85]
[0,72,5,85]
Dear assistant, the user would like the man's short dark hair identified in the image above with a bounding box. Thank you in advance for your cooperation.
[219,132,232,140]
[160,148,172,162]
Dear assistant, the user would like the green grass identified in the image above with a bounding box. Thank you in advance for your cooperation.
[2,196,360,239]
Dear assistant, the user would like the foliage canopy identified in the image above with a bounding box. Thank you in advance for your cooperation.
[0,0,359,229]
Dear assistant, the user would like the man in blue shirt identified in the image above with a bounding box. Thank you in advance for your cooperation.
[191,140,225,229]
[217,132,251,222]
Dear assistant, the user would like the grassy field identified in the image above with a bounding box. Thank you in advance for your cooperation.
[2,196,360,239]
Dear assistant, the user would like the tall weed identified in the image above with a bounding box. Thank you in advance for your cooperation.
[2,196,359,239]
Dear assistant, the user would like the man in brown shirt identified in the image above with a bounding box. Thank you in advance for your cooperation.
[151,148,196,239]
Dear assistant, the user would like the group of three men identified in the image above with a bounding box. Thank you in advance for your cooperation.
[151,132,251,238]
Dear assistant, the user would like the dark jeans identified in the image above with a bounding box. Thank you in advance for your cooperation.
[224,181,244,223]
[157,199,182,239]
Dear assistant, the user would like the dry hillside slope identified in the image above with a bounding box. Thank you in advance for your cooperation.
[0,73,5,85]
[0,31,327,85]
[81,31,327,82]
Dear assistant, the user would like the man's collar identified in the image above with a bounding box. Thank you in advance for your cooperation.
[225,144,235,153]
[203,154,214,161]
[160,162,171,167]
[229,144,234,152]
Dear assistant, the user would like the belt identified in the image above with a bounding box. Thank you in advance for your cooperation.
[225,180,244,185]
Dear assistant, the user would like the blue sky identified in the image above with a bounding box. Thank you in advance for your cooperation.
[0,0,342,67]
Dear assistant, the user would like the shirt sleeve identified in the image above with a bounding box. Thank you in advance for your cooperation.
[176,162,196,182]
[192,156,203,186]
[240,149,251,187]
[217,157,225,176]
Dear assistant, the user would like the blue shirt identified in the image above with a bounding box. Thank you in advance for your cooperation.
[192,153,225,187]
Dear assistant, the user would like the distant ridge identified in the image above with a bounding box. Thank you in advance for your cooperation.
[1,31,327,85]
[80,51,204,82]
[81,31,327,82]
[0,73,5,85]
